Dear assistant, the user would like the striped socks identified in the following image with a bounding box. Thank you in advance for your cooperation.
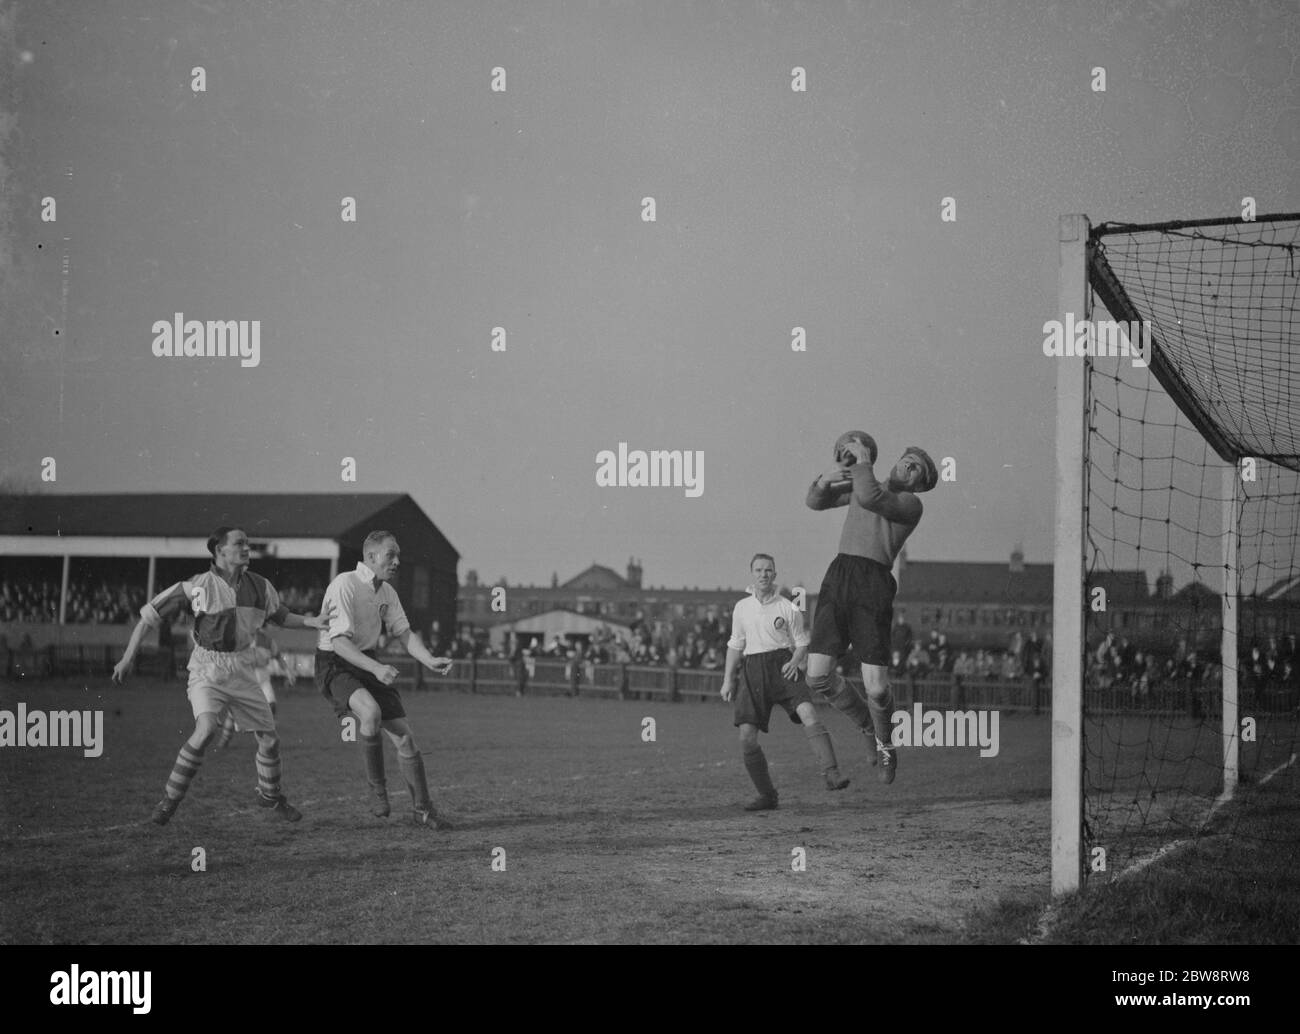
[164,743,205,801]
[255,741,282,800]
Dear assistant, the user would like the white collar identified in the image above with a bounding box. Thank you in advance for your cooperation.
[747,585,780,604]
[354,561,383,590]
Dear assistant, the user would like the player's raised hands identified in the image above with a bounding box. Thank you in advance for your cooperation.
[840,439,872,465]
[427,657,454,675]
[820,463,852,488]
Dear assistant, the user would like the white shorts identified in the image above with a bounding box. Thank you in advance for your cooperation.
[187,645,276,733]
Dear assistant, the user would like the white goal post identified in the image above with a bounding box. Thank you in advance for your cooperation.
[1052,214,1089,895]
[1052,212,1260,895]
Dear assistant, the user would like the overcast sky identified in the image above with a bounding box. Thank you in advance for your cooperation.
[1,0,1297,592]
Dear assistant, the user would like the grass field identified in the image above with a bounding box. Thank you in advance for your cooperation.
[1082,710,1300,868]
[1,675,1053,944]
[970,711,1300,946]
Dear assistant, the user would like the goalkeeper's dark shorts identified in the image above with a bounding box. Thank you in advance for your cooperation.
[734,648,809,734]
[809,553,896,667]
[315,649,406,721]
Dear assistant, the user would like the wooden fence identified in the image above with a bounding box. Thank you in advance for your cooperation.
[6,646,1296,716]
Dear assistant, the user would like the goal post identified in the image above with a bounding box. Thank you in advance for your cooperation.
[1052,214,1089,895]
[1052,210,1300,896]
[1222,461,1239,804]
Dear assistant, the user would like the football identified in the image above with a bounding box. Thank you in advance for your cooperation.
[834,430,877,467]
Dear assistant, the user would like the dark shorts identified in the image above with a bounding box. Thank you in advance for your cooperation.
[315,649,407,722]
[734,648,810,734]
[809,554,896,667]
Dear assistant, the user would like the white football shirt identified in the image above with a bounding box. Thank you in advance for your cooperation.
[317,562,411,653]
[726,588,809,656]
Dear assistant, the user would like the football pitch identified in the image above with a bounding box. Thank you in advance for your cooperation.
[1,676,1052,944]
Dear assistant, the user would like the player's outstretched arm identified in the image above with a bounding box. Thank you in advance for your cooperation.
[114,580,187,683]
[112,617,152,684]
[398,630,454,675]
[280,611,326,630]
[806,464,853,510]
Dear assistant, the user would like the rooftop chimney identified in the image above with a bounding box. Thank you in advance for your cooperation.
[1156,570,1173,600]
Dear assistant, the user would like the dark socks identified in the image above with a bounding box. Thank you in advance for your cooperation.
[802,720,840,774]
[361,732,386,792]
[398,751,432,812]
[742,743,777,801]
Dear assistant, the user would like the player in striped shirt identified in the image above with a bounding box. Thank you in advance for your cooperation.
[112,526,325,825]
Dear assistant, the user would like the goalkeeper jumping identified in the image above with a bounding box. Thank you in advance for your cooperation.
[804,432,938,783]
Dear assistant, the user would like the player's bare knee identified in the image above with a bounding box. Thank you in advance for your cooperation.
[255,731,280,752]
[191,712,221,747]
[795,702,819,725]
[352,700,381,735]
[395,732,419,758]
[860,666,890,699]
[804,654,834,681]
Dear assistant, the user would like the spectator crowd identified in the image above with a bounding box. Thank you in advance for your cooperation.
[5,570,1292,708]
[447,609,1059,687]
[1,577,146,625]
[1086,630,1299,702]
[889,619,1052,686]
[0,575,325,626]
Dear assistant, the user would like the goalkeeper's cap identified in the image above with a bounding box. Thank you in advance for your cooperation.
[903,446,938,492]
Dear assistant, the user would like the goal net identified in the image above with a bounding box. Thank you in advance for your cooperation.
[1053,212,1300,893]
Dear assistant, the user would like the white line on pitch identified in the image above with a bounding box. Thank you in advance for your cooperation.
[1117,749,1298,880]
